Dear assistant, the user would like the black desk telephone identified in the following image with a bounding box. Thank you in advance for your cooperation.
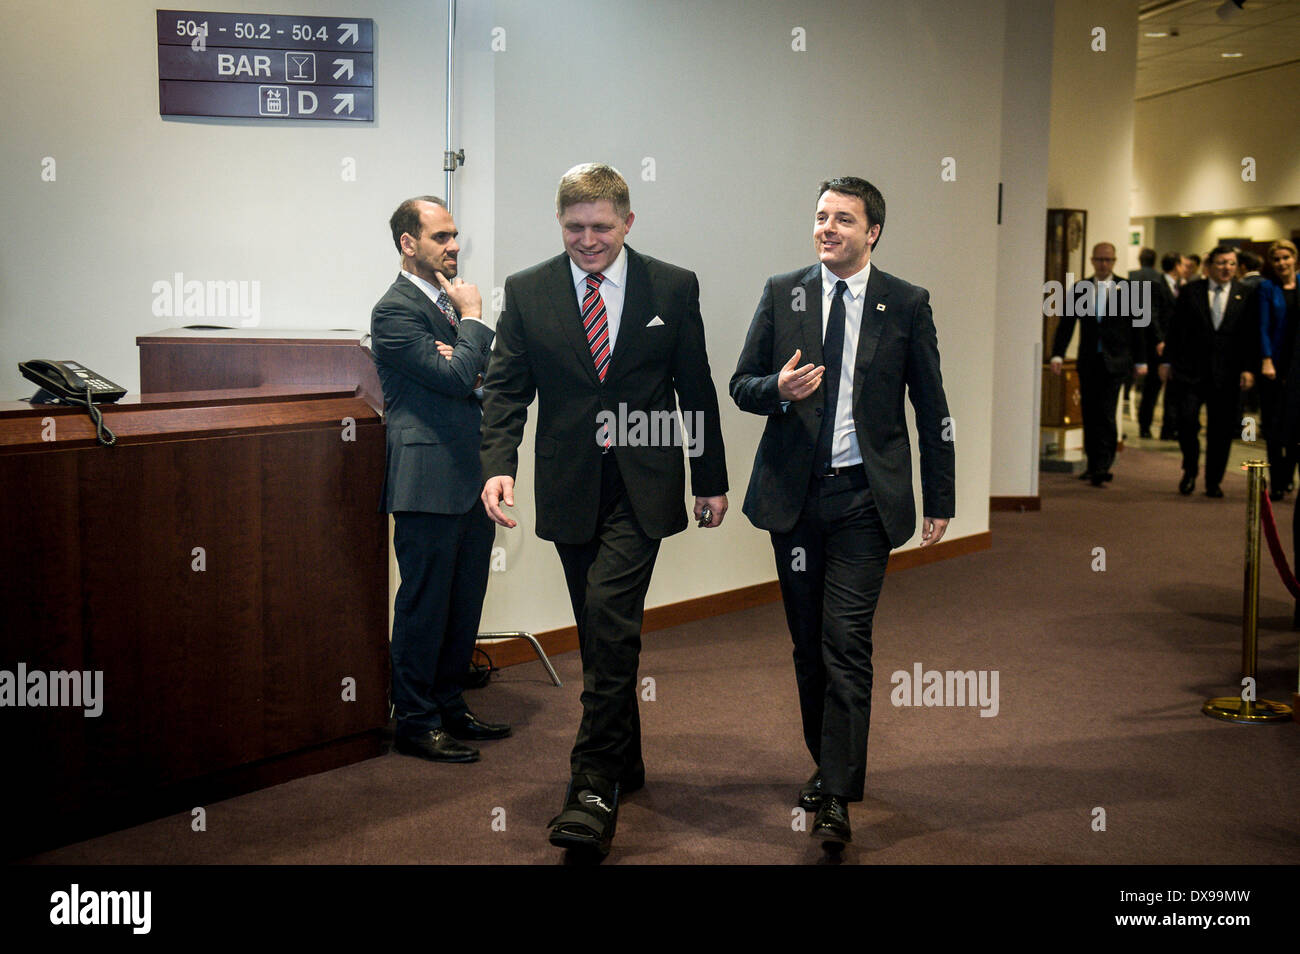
[20,360,126,404]
[19,360,124,446]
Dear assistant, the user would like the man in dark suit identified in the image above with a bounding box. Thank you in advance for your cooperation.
[370,195,510,764]
[1159,245,1257,497]
[730,176,955,848]
[479,163,728,857]
[1049,242,1148,486]
[1131,249,1177,438]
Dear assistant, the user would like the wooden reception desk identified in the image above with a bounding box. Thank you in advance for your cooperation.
[0,386,388,856]
[137,327,382,409]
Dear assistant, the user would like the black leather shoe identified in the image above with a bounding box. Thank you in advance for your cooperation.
[548,775,618,857]
[1101,471,1114,482]
[811,795,851,846]
[1077,470,1094,481]
[1205,485,1223,498]
[394,729,479,763]
[442,710,511,741]
[798,769,823,811]
[1089,474,1106,487]
[1179,473,1195,495]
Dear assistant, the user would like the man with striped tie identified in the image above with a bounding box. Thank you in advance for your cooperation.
[480,163,729,858]
[370,196,510,766]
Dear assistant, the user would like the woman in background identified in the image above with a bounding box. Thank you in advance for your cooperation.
[1259,240,1298,501]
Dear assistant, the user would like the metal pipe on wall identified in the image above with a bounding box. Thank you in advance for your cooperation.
[443,0,458,211]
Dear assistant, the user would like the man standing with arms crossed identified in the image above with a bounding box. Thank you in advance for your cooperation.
[731,177,955,849]
[480,164,728,858]
[371,196,510,765]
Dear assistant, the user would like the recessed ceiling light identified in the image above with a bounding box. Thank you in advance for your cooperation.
[1144,31,1169,38]
[1221,52,1244,58]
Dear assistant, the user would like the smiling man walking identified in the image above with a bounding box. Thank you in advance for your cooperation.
[479,163,728,858]
[731,176,955,850]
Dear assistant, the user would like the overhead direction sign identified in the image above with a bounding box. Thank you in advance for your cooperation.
[157,10,374,121]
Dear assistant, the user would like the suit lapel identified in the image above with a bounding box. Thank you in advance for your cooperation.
[1221,282,1247,332]
[852,264,890,392]
[1187,281,1212,334]
[796,266,823,368]
[545,255,602,387]
[606,248,653,384]
[397,273,456,338]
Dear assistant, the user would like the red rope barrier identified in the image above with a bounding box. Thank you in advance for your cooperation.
[1259,491,1300,599]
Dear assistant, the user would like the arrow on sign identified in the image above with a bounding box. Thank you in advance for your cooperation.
[333,58,354,80]
[333,93,355,115]
[338,23,359,44]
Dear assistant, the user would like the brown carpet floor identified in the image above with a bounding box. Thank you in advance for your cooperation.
[24,441,1300,865]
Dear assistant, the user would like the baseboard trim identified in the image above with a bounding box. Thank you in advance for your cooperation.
[479,530,993,671]
[990,495,1042,512]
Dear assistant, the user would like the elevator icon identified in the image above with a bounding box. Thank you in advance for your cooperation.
[259,86,289,115]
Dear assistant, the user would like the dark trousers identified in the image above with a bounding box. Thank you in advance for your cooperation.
[390,504,494,736]
[1138,371,1177,437]
[771,467,891,802]
[1259,376,1295,493]
[1078,354,1125,476]
[1177,380,1241,488]
[554,452,659,784]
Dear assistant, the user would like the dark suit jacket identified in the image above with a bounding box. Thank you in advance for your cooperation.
[1051,276,1147,375]
[730,264,955,550]
[370,273,495,514]
[1128,266,1175,352]
[1162,278,1257,391]
[480,247,727,544]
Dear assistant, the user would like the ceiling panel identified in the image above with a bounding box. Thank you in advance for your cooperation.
[1138,0,1300,97]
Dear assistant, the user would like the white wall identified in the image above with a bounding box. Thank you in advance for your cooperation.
[1047,0,1138,266]
[477,0,1007,633]
[0,0,465,399]
[1,0,1034,639]
[991,0,1054,498]
[1133,63,1300,218]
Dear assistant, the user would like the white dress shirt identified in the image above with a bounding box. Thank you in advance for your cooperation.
[569,246,628,355]
[822,261,871,468]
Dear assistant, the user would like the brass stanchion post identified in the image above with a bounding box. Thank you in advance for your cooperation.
[1203,460,1293,722]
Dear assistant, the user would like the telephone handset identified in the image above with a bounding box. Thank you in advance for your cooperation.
[18,359,123,447]
[20,360,126,404]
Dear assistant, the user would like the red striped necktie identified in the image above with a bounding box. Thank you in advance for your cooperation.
[582,272,611,382]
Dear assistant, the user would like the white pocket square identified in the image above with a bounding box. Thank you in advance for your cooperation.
[647,316,665,327]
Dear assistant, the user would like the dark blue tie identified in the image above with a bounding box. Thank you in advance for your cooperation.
[815,280,849,473]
